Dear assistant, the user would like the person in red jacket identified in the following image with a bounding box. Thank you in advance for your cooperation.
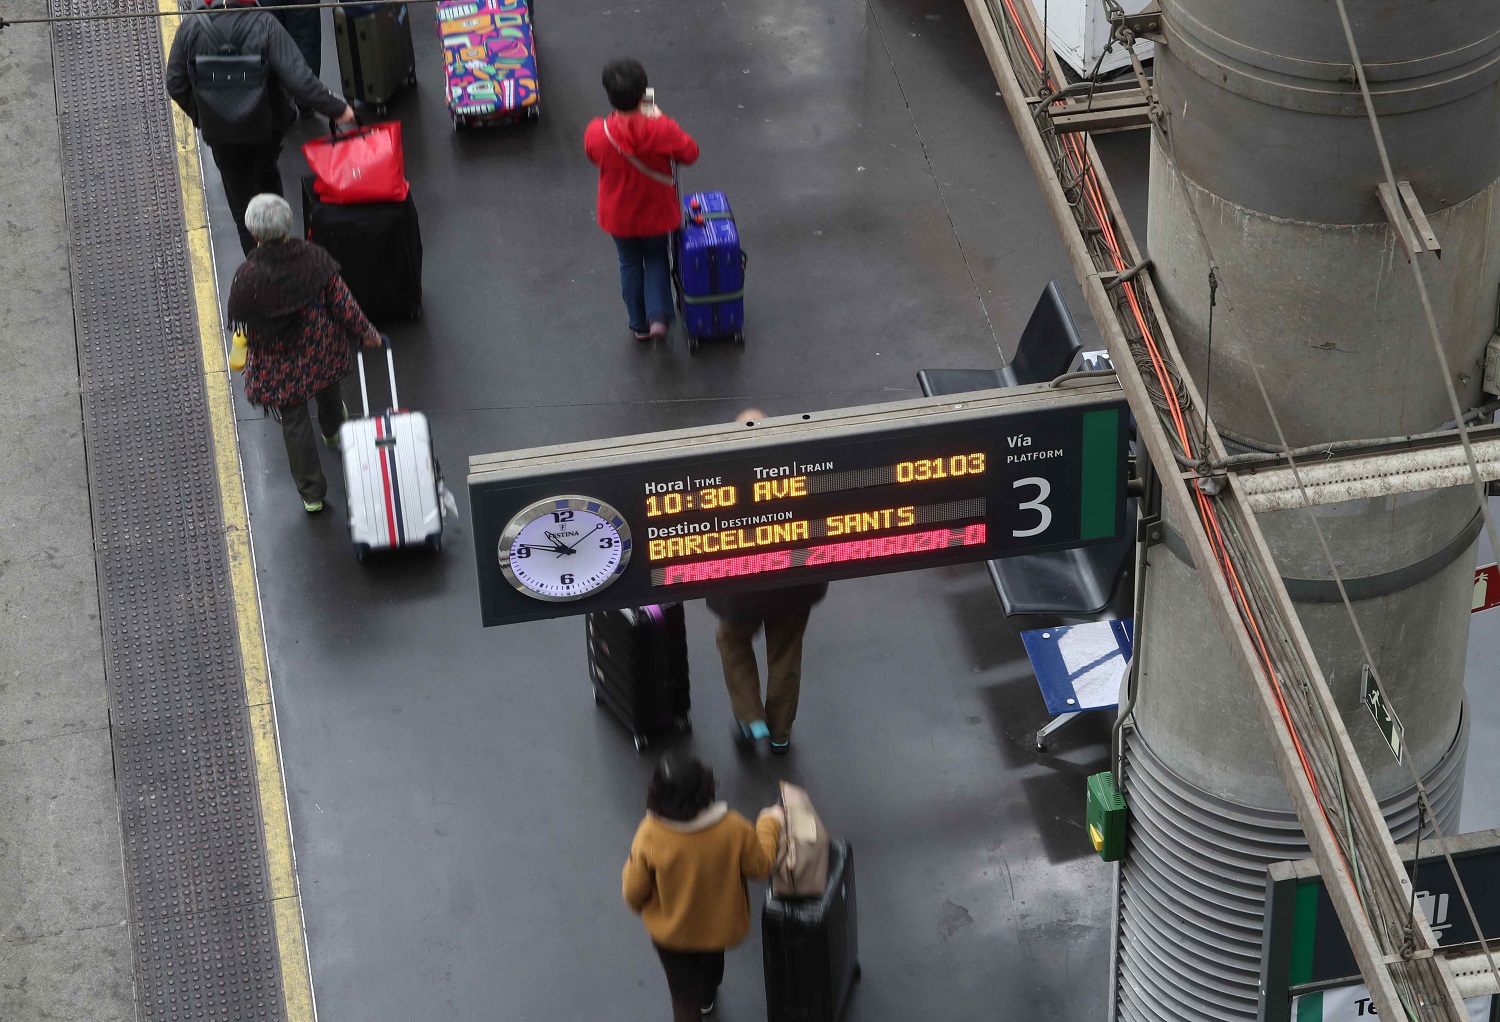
[584,59,700,340]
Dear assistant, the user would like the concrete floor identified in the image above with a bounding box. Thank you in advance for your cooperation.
[0,0,137,1015]
[198,0,1163,1018]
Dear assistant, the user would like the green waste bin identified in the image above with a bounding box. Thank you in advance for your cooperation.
[1086,771,1127,862]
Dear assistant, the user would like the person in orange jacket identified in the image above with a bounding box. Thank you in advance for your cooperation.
[623,753,783,1019]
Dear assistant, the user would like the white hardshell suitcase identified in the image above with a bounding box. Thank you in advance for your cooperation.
[340,343,445,560]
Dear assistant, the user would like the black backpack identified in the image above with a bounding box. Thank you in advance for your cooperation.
[188,9,274,145]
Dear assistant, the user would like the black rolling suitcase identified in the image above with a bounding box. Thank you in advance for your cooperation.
[301,175,423,323]
[333,3,417,115]
[586,604,691,752]
[763,840,860,1022]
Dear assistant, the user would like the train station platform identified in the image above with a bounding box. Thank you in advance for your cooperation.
[5,0,1499,1020]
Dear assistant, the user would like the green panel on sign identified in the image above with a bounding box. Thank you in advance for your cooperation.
[1294,990,1323,1022]
[1079,409,1120,539]
[1290,880,1320,985]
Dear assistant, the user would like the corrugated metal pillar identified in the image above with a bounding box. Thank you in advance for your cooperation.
[1115,2,1500,1018]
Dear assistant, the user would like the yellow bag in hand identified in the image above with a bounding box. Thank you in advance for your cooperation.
[229,330,248,372]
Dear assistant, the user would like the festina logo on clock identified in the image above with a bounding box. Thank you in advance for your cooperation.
[498,496,633,602]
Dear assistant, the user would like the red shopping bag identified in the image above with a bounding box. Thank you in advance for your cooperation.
[301,121,409,204]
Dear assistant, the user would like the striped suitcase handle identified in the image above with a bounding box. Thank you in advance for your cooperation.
[355,335,399,416]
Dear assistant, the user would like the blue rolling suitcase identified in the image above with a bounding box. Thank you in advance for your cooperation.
[674,191,746,352]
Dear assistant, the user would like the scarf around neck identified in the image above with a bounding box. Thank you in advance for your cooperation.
[227,239,339,348]
[651,802,730,833]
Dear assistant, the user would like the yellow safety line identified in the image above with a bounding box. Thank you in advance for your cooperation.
[157,6,315,1020]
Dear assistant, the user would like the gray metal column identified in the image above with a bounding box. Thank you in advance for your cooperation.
[1117,1,1500,1017]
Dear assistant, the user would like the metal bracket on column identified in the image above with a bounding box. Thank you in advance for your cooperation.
[1137,513,1163,547]
[1378,181,1442,261]
[1105,0,1164,44]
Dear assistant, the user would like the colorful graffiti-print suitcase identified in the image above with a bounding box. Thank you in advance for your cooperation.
[436,0,539,128]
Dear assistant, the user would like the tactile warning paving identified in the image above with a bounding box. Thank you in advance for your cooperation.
[49,1,285,1019]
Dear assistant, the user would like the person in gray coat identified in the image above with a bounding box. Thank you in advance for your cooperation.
[166,0,356,255]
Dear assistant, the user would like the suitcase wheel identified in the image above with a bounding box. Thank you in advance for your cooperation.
[673,714,691,734]
[426,533,442,553]
[354,542,370,562]
[633,734,649,753]
[686,335,700,354]
[853,963,862,980]
[734,332,745,347]
[526,103,541,122]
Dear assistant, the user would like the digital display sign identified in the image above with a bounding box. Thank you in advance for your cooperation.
[468,385,1129,626]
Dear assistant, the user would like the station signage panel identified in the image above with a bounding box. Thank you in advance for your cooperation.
[468,388,1130,626]
[1260,829,1500,1022]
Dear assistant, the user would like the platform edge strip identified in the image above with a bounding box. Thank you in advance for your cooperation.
[157,4,317,1019]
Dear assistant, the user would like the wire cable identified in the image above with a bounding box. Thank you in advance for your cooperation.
[1331,0,1500,592]
[985,1,1464,1012]
[1328,0,1500,999]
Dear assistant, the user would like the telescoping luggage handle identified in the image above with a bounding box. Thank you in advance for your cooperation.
[355,334,399,417]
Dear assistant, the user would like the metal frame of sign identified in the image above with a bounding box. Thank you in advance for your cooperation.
[468,382,1129,626]
[1261,826,1500,1022]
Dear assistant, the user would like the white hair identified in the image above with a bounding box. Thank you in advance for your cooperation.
[245,193,294,243]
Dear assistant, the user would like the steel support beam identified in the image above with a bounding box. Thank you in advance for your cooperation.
[964,0,1465,1014]
[1233,433,1500,512]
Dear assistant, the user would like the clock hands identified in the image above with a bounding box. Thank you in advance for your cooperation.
[558,523,604,553]
[500,497,633,603]
[515,541,571,556]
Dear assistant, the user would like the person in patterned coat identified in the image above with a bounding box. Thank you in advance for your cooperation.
[228,194,382,513]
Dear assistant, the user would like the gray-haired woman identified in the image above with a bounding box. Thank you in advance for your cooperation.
[227,193,381,513]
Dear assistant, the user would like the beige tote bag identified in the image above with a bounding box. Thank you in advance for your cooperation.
[771,781,831,899]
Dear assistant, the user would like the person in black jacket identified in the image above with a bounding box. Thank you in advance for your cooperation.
[707,409,829,756]
[166,0,355,255]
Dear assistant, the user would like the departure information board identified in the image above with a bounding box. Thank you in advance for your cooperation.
[468,386,1130,626]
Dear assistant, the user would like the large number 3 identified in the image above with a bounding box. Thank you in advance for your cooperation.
[1012,476,1052,538]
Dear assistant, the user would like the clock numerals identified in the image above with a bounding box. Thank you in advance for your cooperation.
[499,496,633,603]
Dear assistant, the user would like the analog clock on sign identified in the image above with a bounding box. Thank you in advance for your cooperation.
[499,496,632,602]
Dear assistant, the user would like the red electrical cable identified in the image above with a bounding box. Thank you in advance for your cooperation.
[997,1,1343,831]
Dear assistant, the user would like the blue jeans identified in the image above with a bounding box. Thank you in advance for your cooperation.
[268,0,322,79]
[613,234,673,332]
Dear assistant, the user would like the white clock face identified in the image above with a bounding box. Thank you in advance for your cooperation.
[498,496,632,602]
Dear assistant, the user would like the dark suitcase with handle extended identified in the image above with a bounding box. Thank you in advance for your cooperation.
[301,174,423,323]
[333,3,416,115]
[586,604,691,752]
[763,840,860,1022]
